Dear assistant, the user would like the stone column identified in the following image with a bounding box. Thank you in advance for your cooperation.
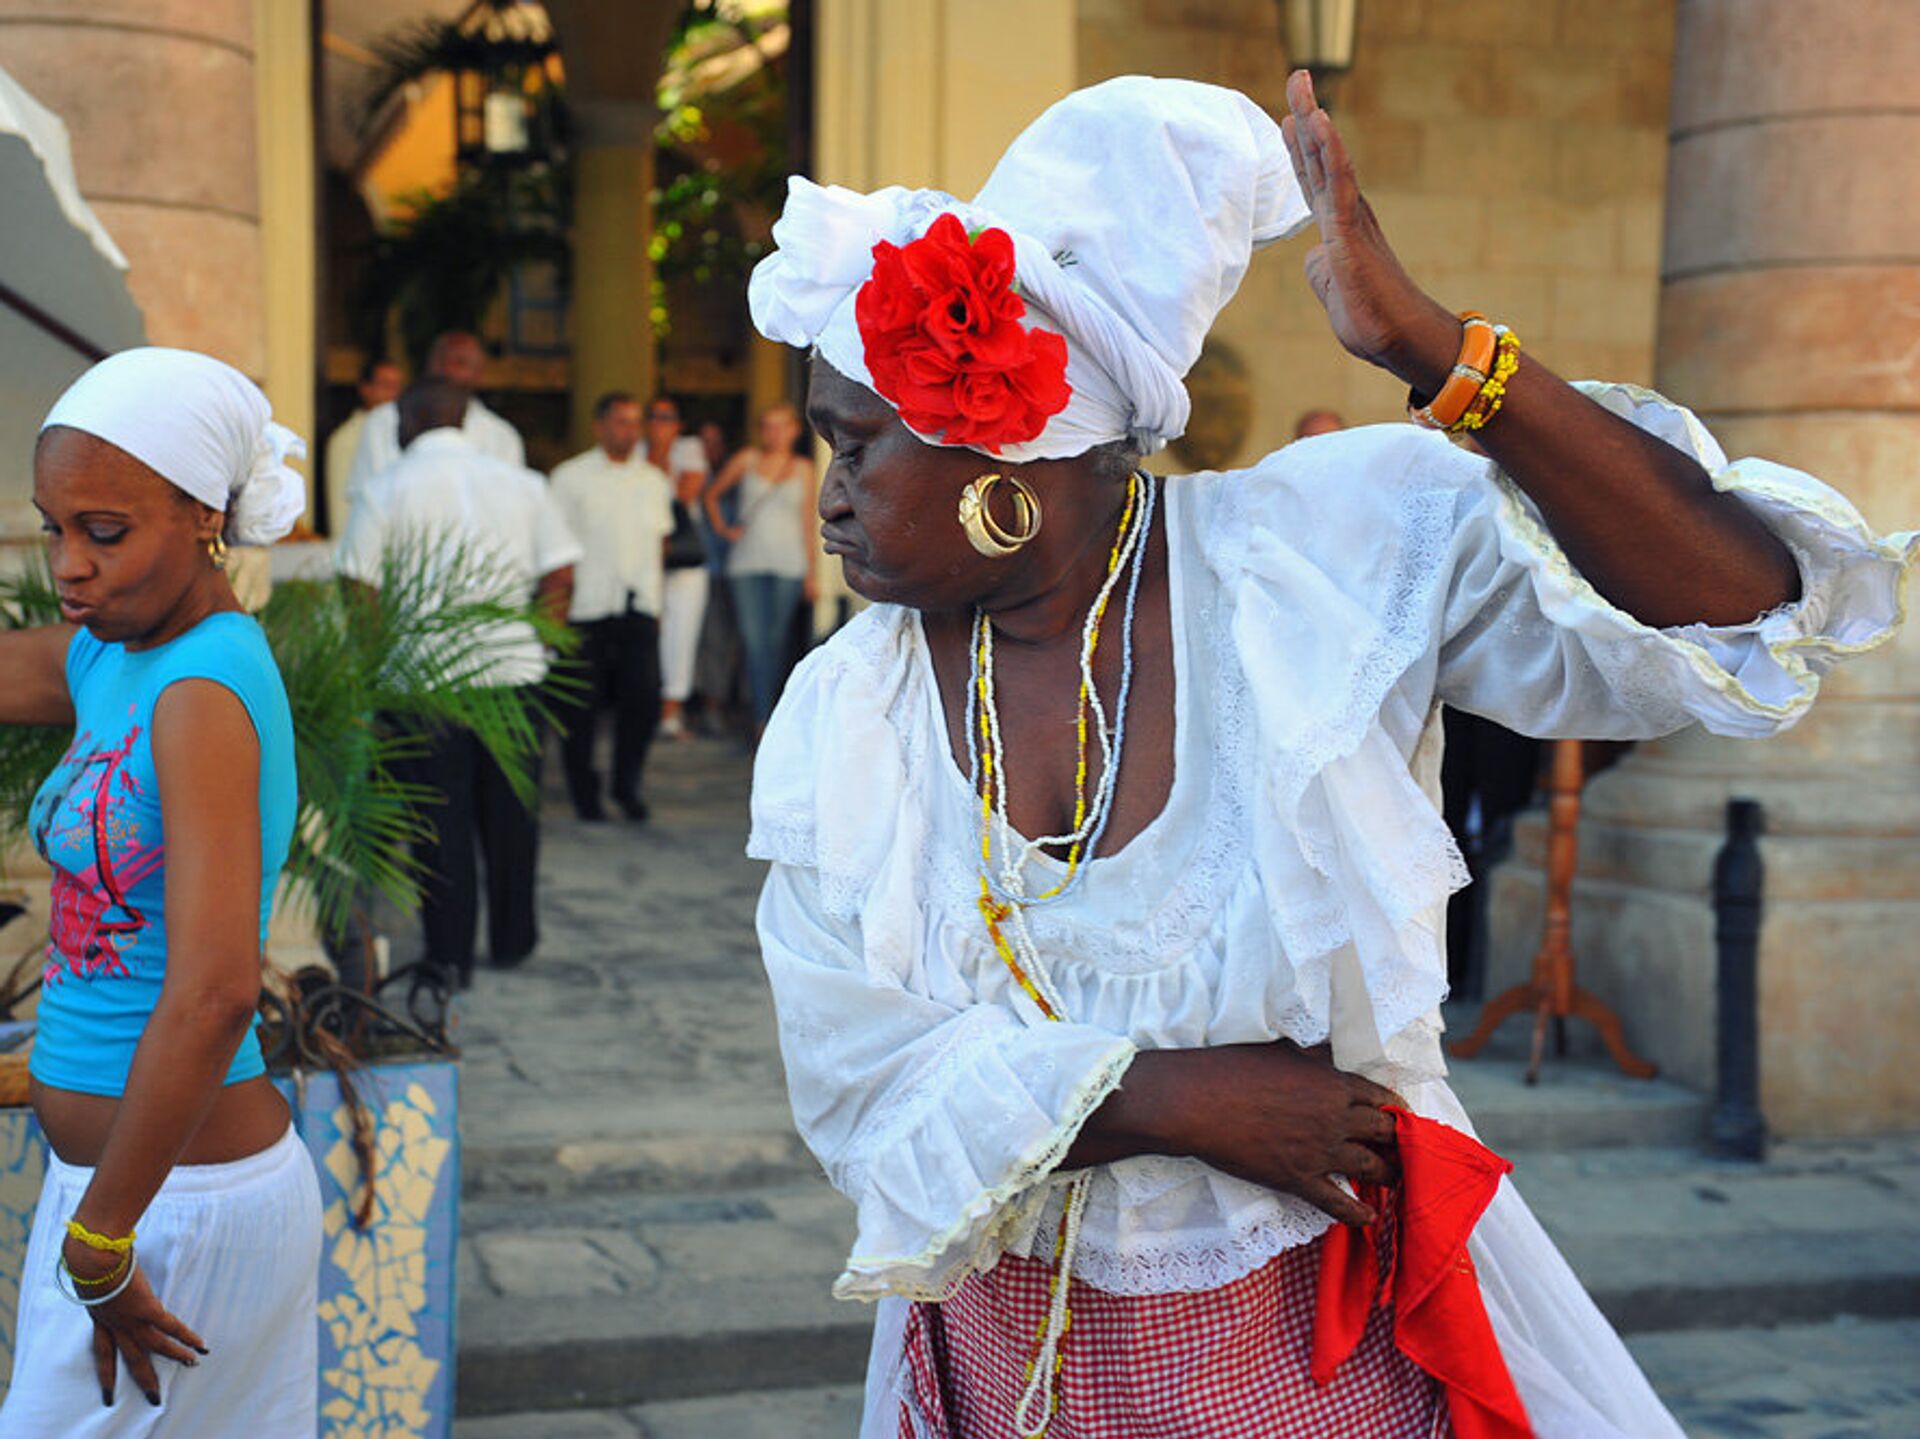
[0,1,265,371]
[1487,0,1920,1136]
[568,101,658,445]
[253,0,317,515]
[808,0,1076,629]
[548,1,680,447]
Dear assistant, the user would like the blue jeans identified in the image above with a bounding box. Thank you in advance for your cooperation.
[731,573,803,726]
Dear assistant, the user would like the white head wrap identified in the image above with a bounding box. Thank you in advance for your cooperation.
[40,346,308,546]
[748,76,1314,461]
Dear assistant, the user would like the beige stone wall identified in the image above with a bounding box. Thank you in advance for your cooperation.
[1078,0,1675,463]
[1486,0,1920,1136]
[0,1,267,373]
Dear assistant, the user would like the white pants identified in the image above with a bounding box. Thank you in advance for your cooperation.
[660,566,711,702]
[0,1126,322,1438]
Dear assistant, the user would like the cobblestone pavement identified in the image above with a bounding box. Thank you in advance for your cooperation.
[449,735,789,1177]
[1629,1317,1920,1439]
[447,734,1920,1437]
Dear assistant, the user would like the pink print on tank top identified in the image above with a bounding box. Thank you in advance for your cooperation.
[35,715,163,986]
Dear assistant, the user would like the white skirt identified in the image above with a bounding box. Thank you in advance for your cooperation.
[660,567,711,701]
[0,1125,322,1438]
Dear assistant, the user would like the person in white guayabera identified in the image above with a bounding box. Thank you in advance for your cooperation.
[743,73,1917,1439]
[0,348,321,1436]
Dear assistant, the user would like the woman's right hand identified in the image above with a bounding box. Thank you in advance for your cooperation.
[1077,1040,1403,1226]
[66,1242,207,1407]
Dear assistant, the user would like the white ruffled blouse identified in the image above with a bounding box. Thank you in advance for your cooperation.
[748,384,1913,1309]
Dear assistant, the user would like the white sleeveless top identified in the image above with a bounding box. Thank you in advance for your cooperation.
[729,460,809,579]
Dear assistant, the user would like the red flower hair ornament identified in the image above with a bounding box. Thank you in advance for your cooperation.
[854,213,1072,453]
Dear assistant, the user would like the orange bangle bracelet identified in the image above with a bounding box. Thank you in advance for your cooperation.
[1409,313,1497,431]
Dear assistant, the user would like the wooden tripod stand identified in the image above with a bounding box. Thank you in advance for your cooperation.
[1448,738,1658,1086]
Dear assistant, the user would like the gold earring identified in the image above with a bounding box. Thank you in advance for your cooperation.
[958,473,1043,558]
[207,533,230,571]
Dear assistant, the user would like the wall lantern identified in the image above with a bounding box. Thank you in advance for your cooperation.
[1277,0,1359,101]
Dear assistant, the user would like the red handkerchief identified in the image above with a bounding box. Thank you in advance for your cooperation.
[1311,1108,1532,1439]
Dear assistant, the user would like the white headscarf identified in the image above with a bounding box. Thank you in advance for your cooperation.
[748,76,1314,462]
[40,346,308,546]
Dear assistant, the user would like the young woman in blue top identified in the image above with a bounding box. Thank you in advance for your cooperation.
[0,348,319,1436]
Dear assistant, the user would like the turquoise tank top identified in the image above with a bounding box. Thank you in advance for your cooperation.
[28,612,297,1097]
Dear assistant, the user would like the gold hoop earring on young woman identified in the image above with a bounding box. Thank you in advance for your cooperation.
[958,473,1043,558]
[207,533,230,571]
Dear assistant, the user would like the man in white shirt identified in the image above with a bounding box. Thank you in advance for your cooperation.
[342,330,526,506]
[336,377,581,984]
[549,391,675,822]
[323,355,403,537]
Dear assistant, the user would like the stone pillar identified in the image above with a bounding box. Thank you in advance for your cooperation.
[0,1,265,371]
[547,1,680,448]
[253,0,317,516]
[1486,0,1920,1136]
[568,102,658,445]
[815,0,1075,196]
[809,0,1077,629]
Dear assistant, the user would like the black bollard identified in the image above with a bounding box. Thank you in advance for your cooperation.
[1710,798,1769,1160]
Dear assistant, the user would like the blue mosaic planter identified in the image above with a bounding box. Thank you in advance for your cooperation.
[0,1056,460,1439]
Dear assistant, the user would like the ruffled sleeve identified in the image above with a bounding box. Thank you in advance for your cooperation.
[1194,384,1913,1070]
[1437,382,1915,740]
[748,610,1136,1302]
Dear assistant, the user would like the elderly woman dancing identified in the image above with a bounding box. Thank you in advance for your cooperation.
[744,73,1915,1439]
[0,349,319,1435]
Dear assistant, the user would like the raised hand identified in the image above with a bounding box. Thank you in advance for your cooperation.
[1278,69,1458,394]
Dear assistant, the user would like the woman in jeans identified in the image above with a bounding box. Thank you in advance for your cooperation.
[706,402,817,734]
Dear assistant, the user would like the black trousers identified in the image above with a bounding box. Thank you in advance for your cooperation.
[399,692,543,979]
[559,612,662,814]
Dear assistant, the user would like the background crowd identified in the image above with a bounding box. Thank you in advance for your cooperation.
[324,328,818,986]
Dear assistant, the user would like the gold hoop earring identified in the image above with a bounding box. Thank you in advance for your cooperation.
[207,533,230,571]
[958,473,1043,558]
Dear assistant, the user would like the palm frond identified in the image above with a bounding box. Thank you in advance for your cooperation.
[262,537,576,936]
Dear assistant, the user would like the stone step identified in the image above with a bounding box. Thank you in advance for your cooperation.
[453,1385,865,1439]
[453,1319,1920,1439]
[455,1181,868,1417]
[461,1122,822,1199]
[462,1027,1710,1200]
[455,1137,1920,1417]
[1445,1049,1709,1152]
[1625,1316,1920,1439]
[1511,1136,1920,1335]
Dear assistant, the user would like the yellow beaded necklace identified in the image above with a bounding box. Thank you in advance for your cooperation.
[966,471,1150,1436]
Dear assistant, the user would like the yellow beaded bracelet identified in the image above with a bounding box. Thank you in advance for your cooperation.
[1455,327,1522,433]
[66,1218,136,1255]
[62,1249,132,1290]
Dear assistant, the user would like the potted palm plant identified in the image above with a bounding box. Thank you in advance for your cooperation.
[0,544,570,1437]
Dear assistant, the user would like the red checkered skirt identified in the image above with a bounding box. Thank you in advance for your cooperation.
[898,1225,1450,1439]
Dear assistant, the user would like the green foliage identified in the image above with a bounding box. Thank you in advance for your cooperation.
[0,544,579,940]
[358,169,571,373]
[650,2,790,339]
[352,2,569,369]
[264,538,577,937]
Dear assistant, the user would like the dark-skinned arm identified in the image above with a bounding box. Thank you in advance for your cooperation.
[705,453,748,541]
[62,680,261,1394]
[535,564,574,628]
[1063,1044,1401,1227]
[1280,69,1799,629]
